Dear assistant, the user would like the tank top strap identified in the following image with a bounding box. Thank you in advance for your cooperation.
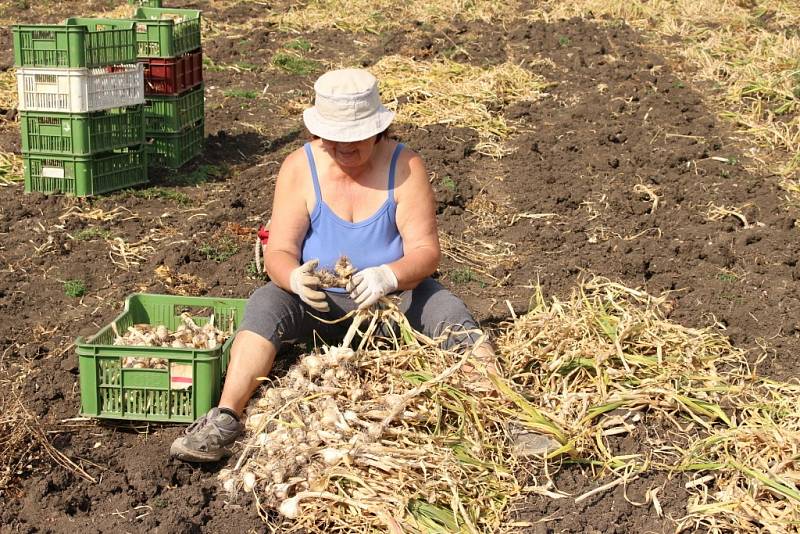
[387,143,404,202]
[303,142,322,203]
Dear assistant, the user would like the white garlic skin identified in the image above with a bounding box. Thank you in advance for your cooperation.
[242,471,256,491]
[279,496,300,518]
[321,448,348,465]
[302,355,323,377]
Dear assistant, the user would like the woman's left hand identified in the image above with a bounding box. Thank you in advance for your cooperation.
[347,265,398,309]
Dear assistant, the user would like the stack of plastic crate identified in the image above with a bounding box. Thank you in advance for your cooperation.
[134,7,204,169]
[14,19,147,196]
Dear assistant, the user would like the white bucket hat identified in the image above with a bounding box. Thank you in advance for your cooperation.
[303,68,395,143]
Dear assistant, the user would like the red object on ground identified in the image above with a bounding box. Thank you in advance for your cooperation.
[141,48,203,95]
[258,225,270,245]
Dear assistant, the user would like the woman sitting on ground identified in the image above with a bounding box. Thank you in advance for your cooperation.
[171,68,495,462]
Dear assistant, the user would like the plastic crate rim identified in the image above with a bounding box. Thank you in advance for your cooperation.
[134,7,202,20]
[76,292,246,349]
[64,18,137,30]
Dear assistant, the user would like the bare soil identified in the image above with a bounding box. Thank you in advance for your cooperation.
[1,1,798,532]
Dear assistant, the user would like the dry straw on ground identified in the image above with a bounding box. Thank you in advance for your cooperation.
[0,153,23,186]
[1,358,94,496]
[438,231,516,283]
[538,0,800,196]
[227,279,800,532]
[0,70,16,111]
[271,0,522,33]
[371,56,550,157]
[0,70,20,185]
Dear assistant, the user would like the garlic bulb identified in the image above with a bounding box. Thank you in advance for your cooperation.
[322,368,336,382]
[247,413,266,430]
[385,393,403,409]
[301,355,323,378]
[321,407,339,428]
[273,483,291,499]
[279,496,300,518]
[272,468,286,484]
[242,471,256,491]
[291,428,306,443]
[320,448,347,465]
[191,332,208,348]
[155,325,169,341]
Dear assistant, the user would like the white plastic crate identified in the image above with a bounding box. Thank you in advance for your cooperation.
[17,64,145,113]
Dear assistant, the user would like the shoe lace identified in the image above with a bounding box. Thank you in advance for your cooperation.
[185,413,211,435]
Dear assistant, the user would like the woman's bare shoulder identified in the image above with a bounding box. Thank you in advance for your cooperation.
[395,142,421,163]
[277,145,310,183]
[393,143,427,189]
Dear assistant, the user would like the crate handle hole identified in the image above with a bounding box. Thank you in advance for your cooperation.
[174,305,215,318]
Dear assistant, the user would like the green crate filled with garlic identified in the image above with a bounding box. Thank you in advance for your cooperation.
[113,312,231,369]
[77,294,247,422]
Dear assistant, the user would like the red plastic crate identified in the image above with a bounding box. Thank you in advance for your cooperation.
[141,48,202,95]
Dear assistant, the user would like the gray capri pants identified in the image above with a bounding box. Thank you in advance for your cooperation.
[239,278,482,351]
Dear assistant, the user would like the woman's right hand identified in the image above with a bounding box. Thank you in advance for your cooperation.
[289,259,329,312]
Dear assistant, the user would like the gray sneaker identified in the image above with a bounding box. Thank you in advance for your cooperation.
[170,407,244,462]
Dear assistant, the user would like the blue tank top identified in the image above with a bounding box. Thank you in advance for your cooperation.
[301,142,405,292]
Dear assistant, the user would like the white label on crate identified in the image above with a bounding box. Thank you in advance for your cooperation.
[41,166,64,179]
[170,362,193,390]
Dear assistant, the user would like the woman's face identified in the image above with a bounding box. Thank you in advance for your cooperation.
[321,136,378,169]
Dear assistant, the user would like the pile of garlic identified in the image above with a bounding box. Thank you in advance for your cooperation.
[219,345,415,518]
[113,313,231,369]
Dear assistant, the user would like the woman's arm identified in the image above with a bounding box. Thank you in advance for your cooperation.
[388,150,441,290]
[264,151,313,290]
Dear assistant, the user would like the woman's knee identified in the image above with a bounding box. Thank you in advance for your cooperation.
[240,282,305,349]
[230,329,277,362]
[405,279,482,348]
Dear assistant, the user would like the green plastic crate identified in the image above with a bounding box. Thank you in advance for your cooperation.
[146,120,203,168]
[13,19,137,68]
[77,294,247,423]
[144,85,204,133]
[133,7,201,58]
[24,145,147,196]
[20,105,145,156]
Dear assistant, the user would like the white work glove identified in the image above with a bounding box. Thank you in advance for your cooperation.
[289,259,329,312]
[347,265,398,309]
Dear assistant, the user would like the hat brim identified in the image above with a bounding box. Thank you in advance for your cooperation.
[303,106,395,143]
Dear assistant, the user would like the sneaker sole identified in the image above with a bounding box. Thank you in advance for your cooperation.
[170,440,230,463]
